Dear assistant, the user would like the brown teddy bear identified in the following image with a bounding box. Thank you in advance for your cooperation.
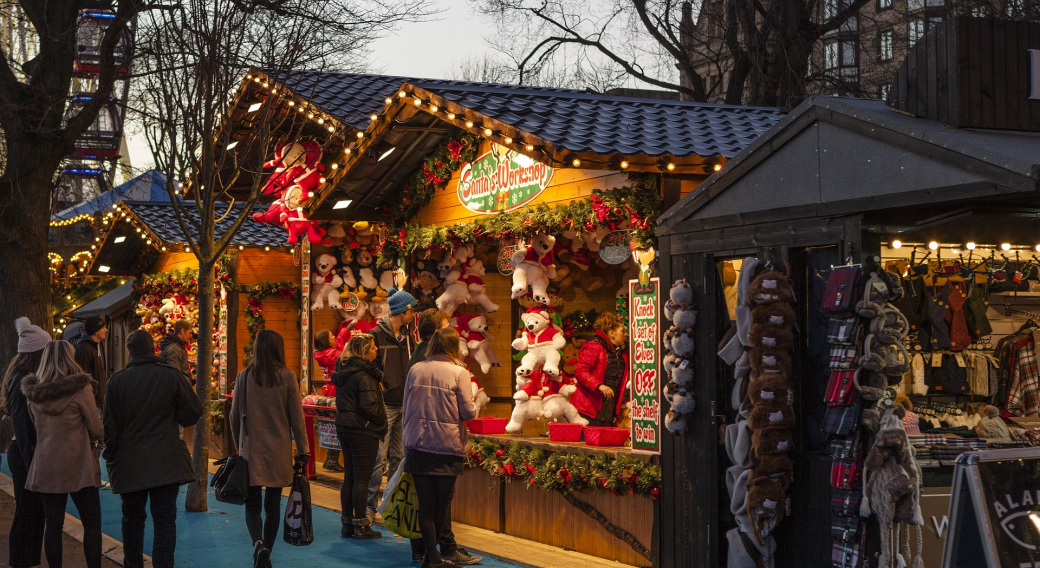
[748,269,794,306]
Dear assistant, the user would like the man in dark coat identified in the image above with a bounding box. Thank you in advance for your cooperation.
[103,330,204,568]
[159,319,193,384]
[74,315,109,410]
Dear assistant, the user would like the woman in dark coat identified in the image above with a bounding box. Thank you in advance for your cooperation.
[331,333,387,540]
[229,330,309,568]
[3,317,49,568]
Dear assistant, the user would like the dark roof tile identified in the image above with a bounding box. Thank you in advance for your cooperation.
[124,201,288,248]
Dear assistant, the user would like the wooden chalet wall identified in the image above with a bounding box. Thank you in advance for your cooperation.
[152,252,198,273]
[233,249,302,384]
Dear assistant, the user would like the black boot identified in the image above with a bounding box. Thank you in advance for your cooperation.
[253,542,272,568]
[324,450,344,472]
[341,517,354,538]
[353,517,382,540]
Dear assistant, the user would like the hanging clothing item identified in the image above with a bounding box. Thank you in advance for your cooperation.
[967,352,990,396]
[1006,335,1040,417]
[963,282,993,340]
[891,277,926,332]
[943,283,971,352]
[919,290,952,351]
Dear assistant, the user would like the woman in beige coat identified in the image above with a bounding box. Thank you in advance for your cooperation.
[229,330,309,568]
[21,340,104,568]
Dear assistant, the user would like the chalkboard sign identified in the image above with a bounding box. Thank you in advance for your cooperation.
[942,448,1040,568]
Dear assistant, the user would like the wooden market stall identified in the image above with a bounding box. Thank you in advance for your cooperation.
[228,69,786,566]
[86,199,299,457]
[654,17,1040,568]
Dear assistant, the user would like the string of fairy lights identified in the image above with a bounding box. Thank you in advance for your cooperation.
[232,71,725,213]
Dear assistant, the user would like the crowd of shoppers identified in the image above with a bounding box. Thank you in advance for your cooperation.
[3,291,500,568]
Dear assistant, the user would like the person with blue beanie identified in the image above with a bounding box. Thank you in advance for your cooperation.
[365,288,418,519]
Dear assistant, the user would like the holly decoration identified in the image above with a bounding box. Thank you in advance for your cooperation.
[244,281,301,358]
[466,439,661,499]
[380,131,481,229]
[378,175,660,264]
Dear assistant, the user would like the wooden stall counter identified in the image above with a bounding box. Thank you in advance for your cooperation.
[455,433,654,567]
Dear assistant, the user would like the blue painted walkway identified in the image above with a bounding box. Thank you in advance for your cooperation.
[2,456,519,568]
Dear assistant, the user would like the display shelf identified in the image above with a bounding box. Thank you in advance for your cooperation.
[470,433,650,459]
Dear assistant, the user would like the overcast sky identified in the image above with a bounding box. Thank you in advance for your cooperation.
[125,0,489,173]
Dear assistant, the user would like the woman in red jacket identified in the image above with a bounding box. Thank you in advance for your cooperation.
[314,330,344,473]
[572,312,630,427]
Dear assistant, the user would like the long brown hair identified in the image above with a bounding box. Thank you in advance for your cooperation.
[426,328,464,366]
[251,330,287,387]
[1,350,44,416]
[36,341,83,386]
[340,333,375,362]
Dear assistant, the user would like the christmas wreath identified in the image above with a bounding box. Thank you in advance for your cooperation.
[244,281,301,357]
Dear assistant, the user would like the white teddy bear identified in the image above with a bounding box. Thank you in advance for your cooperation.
[509,234,556,304]
[506,368,543,434]
[506,369,587,433]
[459,313,501,374]
[436,251,470,315]
[311,253,343,310]
[511,308,566,376]
[456,245,499,313]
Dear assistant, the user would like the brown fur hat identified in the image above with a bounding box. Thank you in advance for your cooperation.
[748,399,795,431]
[749,323,794,353]
[751,303,796,330]
[751,425,793,456]
[864,428,908,471]
[748,269,794,306]
[747,372,792,408]
[749,344,792,376]
[747,474,788,544]
[751,453,794,486]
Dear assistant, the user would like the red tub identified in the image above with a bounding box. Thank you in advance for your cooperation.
[548,422,583,442]
[467,417,507,435]
[584,427,630,447]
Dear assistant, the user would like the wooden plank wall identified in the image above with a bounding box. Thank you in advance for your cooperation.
[233,249,302,383]
[452,467,654,566]
[152,252,198,274]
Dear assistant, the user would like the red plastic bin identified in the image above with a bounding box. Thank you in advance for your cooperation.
[584,427,630,447]
[548,422,583,442]
[467,417,507,435]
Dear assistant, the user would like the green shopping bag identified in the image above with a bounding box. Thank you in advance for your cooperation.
[381,471,421,539]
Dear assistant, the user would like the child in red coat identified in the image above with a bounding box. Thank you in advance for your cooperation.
[314,330,344,472]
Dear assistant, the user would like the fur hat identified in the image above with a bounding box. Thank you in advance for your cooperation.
[747,373,792,408]
[749,345,791,376]
[747,270,793,306]
[748,399,795,431]
[751,303,796,329]
[751,425,792,456]
[748,324,794,353]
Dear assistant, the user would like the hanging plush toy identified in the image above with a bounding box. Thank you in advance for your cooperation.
[457,313,501,374]
[256,140,325,197]
[335,300,375,348]
[436,251,470,315]
[509,234,556,304]
[284,209,331,246]
[512,307,566,376]
[456,245,499,313]
[411,259,442,307]
[310,253,342,310]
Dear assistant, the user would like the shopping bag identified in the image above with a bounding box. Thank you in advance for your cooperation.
[211,454,249,505]
[377,460,406,517]
[283,463,314,546]
[381,470,421,539]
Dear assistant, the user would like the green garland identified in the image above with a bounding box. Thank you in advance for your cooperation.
[244,281,301,358]
[133,269,199,300]
[379,176,660,263]
[466,439,661,499]
[210,399,226,435]
[380,131,482,226]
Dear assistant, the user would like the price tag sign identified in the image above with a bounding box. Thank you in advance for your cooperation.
[498,245,519,275]
[629,277,661,454]
[316,418,341,450]
[600,231,631,265]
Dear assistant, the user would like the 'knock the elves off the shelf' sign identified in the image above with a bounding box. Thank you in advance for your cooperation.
[629,277,661,454]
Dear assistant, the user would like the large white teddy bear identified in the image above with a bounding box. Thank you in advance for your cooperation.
[512,308,566,377]
[510,234,556,304]
[458,313,501,374]
[456,245,499,313]
[436,251,470,315]
[311,253,343,310]
[506,369,587,433]
[506,368,543,433]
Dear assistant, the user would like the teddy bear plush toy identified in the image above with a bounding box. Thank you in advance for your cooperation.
[335,300,376,348]
[506,368,544,434]
[411,259,442,307]
[311,253,342,310]
[505,369,587,433]
[512,307,566,377]
[436,251,470,315]
[509,234,557,304]
[256,140,325,197]
[284,209,331,246]
[457,313,501,374]
[456,245,499,313]
[353,247,379,300]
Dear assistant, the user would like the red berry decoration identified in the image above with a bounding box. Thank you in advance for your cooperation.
[651,487,661,500]
[495,449,505,458]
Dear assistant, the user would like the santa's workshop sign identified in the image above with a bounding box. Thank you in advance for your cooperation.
[629,277,661,454]
[456,144,553,214]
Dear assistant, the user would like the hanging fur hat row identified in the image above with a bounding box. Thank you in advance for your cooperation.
[663,279,696,434]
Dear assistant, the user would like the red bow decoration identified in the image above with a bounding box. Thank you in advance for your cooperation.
[423,163,445,185]
[447,140,463,161]
[503,463,516,476]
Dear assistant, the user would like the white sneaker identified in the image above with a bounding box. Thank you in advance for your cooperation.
[100,481,111,489]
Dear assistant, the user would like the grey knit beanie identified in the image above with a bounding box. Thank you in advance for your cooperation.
[15,317,51,353]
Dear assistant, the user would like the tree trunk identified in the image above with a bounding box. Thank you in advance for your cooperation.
[185,260,216,512]
[0,169,57,363]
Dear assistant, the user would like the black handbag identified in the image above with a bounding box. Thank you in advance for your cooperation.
[211,375,250,505]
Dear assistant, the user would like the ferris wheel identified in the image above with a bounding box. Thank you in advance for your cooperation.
[0,4,135,212]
